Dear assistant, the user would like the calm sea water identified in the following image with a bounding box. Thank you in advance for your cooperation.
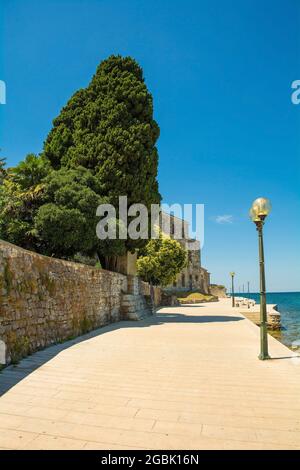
[236,292,300,348]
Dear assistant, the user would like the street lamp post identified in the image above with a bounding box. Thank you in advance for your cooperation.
[249,197,271,360]
[230,272,235,307]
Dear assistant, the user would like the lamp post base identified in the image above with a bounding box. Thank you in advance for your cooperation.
[258,353,271,361]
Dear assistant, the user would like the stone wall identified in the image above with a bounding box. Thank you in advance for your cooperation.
[210,284,227,298]
[139,280,162,308]
[241,304,281,331]
[160,212,211,294]
[120,277,162,320]
[0,240,128,365]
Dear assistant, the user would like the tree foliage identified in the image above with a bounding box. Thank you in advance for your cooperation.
[0,155,48,249]
[136,236,187,286]
[9,153,50,190]
[33,167,101,257]
[43,55,161,211]
[0,56,161,268]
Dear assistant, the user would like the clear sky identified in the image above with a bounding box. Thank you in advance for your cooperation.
[1,0,299,292]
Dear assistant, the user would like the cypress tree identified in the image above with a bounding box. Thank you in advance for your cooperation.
[43,55,161,210]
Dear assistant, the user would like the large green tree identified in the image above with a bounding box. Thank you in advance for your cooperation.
[42,55,161,266]
[1,56,161,269]
[43,55,161,209]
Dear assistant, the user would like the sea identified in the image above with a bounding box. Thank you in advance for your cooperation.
[237,292,300,349]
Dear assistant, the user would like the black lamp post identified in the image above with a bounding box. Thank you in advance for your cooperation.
[249,197,271,360]
[230,272,235,307]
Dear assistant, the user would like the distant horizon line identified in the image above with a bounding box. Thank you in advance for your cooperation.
[231,291,300,294]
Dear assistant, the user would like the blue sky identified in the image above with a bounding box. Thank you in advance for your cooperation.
[0,0,299,292]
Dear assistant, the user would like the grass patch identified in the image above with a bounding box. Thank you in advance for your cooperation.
[177,291,218,304]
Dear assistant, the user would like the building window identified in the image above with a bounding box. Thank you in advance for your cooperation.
[182,274,185,287]
[195,275,199,282]
[173,280,177,287]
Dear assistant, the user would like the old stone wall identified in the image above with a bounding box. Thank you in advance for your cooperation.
[241,305,281,331]
[210,284,227,298]
[139,279,162,308]
[120,277,162,320]
[0,240,128,364]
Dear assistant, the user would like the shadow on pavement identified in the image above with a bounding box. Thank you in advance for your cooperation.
[0,311,243,397]
[269,355,300,360]
[154,313,244,324]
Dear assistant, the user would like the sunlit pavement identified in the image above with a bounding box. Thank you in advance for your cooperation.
[0,298,300,450]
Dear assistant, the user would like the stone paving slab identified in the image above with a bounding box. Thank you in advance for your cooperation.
[0,299,300,450]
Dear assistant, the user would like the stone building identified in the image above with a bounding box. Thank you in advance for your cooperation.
[159,212,211,294]
[111,210,211,294]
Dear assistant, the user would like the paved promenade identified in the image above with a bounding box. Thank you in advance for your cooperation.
[1,299,300,450]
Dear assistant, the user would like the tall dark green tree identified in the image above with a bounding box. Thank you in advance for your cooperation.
[1,56,161,270]
[43,55,161,210]
[41,55,161,266]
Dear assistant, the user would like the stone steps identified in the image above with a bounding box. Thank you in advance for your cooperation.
[121,293,153,321]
